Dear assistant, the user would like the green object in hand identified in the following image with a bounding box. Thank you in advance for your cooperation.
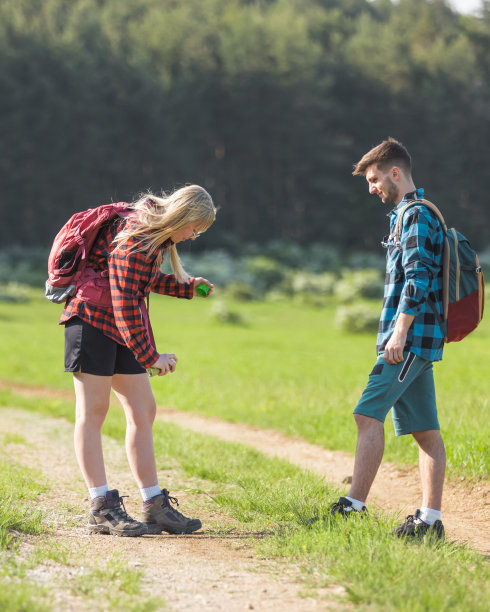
[147,367,161,377]
[195,282,210,297]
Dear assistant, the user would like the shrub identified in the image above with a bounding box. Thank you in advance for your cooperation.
[252,241,341,272]
[347,251,386,271]
[0,246,48,287]
[335,303,380,334]
[0,282,31,303]
[305,243,342,273]
[174,250,244,287]
[291,272,336,296]
[226,282,257,301]
[209,301,245,325]
[334,268,384,302]
[477,246,490,272]
[245,256,286,292]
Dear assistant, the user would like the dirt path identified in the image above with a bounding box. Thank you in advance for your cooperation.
[1,379,489,559]
[0,406,344,611]
[157,408,489,557]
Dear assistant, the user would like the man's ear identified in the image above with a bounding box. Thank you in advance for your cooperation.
[391,166,401,182]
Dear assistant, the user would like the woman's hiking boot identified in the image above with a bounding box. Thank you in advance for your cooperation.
[141,488,202,534]
[87,489,148,537]
[396,510,445,539]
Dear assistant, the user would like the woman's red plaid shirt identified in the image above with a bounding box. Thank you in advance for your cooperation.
[60,217,194,368]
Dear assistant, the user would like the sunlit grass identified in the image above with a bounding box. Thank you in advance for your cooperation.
[1,395,488,610]
[0,291,488,480]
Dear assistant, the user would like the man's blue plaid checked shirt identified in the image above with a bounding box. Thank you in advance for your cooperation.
[377,188,445,362]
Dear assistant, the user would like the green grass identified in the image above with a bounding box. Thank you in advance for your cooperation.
[1,287,488,609]
[0,420,164,612]
[106,413,490,612]
[0,458,48,549]
[69,553,163,611]
[4,398,488,611]
[1,291,488,480]
[0,581,51,612]
[0,453,51,610]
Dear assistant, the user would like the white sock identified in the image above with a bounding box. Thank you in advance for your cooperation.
[89,484,109,500]
[345,496,366,511]
[419,506,441,525]
[140,484,161,501]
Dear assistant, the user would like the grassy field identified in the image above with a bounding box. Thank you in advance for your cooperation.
[0,444,162,611]
[1,394,488,611]
[1,288,489,610]
[1,290,488,480]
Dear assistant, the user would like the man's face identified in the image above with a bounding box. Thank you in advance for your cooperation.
[365,165,400,205]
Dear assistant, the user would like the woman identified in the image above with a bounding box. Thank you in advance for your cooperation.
[59,184,216,536]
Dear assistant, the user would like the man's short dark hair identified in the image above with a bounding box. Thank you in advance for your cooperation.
[353,137,412,176]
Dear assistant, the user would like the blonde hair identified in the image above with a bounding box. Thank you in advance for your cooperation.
[113,184,216,283]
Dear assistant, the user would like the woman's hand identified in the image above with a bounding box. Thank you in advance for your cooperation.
[193,277,214,297]
[152,353,178,375]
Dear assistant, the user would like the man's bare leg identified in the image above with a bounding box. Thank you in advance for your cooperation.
[347,414,385,503]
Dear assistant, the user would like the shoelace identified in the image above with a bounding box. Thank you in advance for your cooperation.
[403,514,425,526]
[161,489,188,520]
[405,514,427,527]
[112,495,139,523]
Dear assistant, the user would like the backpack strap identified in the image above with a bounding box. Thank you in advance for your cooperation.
[394,198,448,248]
[394,198,450,336]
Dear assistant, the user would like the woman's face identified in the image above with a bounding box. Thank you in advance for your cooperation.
[170,223,202,243]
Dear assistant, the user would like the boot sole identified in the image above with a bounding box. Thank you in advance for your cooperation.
[396,529,445,539]
[87,524,148,537]
[144,523,164,535]
[143,520,202,535]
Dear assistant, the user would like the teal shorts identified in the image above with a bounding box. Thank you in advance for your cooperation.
[353,352,439,436]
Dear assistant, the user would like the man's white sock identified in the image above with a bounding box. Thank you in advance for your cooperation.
[419,506,441,525]
[140,485,162,501]
[89,484,109,500]
[345,496,366,511]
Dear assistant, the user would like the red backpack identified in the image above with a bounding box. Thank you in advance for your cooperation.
[395,198,484,342]
[45,203,133,304]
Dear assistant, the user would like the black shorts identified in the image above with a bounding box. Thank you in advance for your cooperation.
[64,317,146,376]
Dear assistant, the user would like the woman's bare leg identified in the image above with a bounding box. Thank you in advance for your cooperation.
[112,373,158,489]
[73,372,112,488]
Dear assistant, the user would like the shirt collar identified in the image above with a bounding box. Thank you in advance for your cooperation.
[388,187,424,217]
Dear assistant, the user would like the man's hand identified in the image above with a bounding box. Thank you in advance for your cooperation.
[384,334,406,364]
[384,313,414,364]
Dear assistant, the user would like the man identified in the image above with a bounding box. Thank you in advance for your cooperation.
[330,137,446,538]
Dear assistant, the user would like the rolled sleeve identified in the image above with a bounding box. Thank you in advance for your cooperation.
[152,273,195,298]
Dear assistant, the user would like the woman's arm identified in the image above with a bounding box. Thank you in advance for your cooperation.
[151,271,195,299]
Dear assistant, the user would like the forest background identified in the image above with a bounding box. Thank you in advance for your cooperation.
[1,0,489,278]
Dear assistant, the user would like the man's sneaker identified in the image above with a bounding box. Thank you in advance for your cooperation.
[141,488,202,534]
[330,496,367,516]
[88,489,148,537]
[396,509,445,539]
[307,496,367,526]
